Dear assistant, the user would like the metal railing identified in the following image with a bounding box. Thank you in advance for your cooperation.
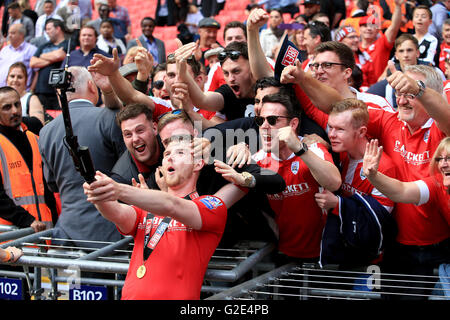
[1,226,449,301]
[207,263,450,300]
[0,227,275,300]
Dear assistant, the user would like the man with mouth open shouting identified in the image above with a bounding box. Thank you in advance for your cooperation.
[251,93,341,264]
[177,41,258,121]
[83,138,246,300]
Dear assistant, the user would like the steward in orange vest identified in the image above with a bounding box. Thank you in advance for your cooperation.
[0,87,52,231]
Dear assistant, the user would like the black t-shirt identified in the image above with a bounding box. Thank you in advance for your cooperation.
[215,84,255,121]
[34,40,71,94]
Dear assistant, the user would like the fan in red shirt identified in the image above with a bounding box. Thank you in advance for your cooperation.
[283,60,450,246]
[280,41,395,130]
[334,25,375,91]
[314,98,397,217]
[358,0,404,86]
[251,93,341,261]
[438,20,450,74]
[363,137,449,298]
[83,139,246,300]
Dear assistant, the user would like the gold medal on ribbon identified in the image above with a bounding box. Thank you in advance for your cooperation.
[136,265,146,278]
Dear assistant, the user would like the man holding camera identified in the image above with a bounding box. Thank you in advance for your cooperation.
[30,18,72,117]
[38,66,126,248]
[83,137,245,299]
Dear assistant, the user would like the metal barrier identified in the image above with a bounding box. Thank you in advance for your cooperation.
[1,227,448,301]
[0,227,276,300]
[207,263,450,300]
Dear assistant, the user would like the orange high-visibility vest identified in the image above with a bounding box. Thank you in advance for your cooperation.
[0,125,53,227]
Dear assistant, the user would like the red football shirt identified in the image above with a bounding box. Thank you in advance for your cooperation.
[414,175,450,238]
[293,84,395,133]
[337,151,396,211]
[367,109,448,245]
[438,43,450,75]
[444,80,450,103]
[253,142,334,258]
[152,99,173,122]
[120,195,227,300]
[359,33,394,84]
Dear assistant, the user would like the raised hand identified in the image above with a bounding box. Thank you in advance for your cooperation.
[363,139,383,179]
[226,142,252,168]
[386,61,420,96]
[83,171,121,203]
[131,173,149,189]
[280,60,305,85]
[134,40,154,78]
[247,8,269,32]
[90,71,113,93]
[88,48,120,76]
[278,126,301,153]
[213,159,245,186]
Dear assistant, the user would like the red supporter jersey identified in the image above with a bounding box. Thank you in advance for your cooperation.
[294,84,395,132]
[151,97,219,121]
[206,62,226,92]
[152,98,173,122]
[120,195,227,300]
[253,142,334,258]
[415,175,450,228]
[439,43,450,75]
[356,50,376,90]
[367,109,448,245]
[353,88,395,113]
[359,33,394,85]
[337,151,396,211]
[302,58,311,72]
[444,80,450,103]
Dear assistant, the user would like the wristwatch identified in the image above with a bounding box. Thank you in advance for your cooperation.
[415,80,425,98]
[294,142,308,157]
[240,172,256,188]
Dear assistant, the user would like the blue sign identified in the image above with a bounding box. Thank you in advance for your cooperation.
[0,278,23,300]
[69,285,108,300]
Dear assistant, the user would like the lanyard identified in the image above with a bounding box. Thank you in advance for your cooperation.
[141,191,199,263]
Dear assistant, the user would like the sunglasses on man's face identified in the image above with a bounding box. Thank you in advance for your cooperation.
[152,80,164,90]
[218,50,242,63]
[254,115,292,127]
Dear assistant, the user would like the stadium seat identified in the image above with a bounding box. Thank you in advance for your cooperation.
[223,1,248,11]
[164,38,180,55]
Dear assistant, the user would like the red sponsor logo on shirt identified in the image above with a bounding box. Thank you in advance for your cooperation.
[394,141,431,165]
[281,46,299,67]
[268,182,311,200]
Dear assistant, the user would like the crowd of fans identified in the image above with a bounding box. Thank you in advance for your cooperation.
[0,0,449,300]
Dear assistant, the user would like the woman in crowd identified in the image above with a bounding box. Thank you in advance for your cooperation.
[363,137,449,298]
[363,137,449,207]
[6,62,45,125]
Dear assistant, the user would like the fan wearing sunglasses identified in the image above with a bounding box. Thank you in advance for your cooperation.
[151,63,170,100]
[176,41,257,121]
[251,93,341,263]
